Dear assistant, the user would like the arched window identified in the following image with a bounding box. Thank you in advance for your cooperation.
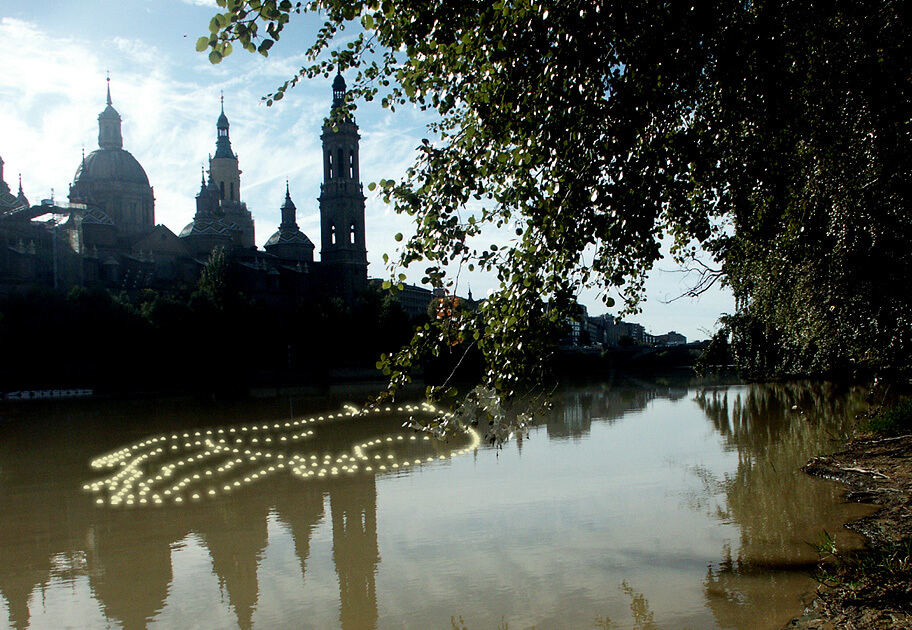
[219,181,225,200]
[230,182,235,201]
[349,150,355,179]
[349,223,356,244]
[337,148,344,179]
[327,151,333,180]
[330,222,336,245]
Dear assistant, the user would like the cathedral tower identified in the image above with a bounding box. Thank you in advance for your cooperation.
[179,100,256,254]
[209,97,255,249]
[210,95,241,204]
[319,73,368,302]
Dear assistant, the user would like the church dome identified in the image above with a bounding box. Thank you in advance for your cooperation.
[264,229,314,248]
[74,148,150,186]
[179,216,239,238]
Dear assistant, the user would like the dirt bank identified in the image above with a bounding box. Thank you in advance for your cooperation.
[785,434,912,629]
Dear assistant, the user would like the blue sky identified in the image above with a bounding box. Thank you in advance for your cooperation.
[0,1,732,341]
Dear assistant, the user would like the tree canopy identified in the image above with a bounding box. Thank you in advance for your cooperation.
[201,0,912,392]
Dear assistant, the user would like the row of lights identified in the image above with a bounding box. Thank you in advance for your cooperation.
[84,403,479,508]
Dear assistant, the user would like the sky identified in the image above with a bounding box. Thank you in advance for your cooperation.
[0,0,733,342]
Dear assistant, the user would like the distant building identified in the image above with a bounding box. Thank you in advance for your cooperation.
[584,314,686,348]
[385,282,433,319]
[597,316,648,346]
[585,315,607,346]
[1,75,369,305]
[655,331,687,346]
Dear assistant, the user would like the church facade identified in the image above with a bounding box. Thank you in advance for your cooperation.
[0,76,369,305]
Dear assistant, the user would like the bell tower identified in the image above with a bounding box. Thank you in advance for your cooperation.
[207,95,255,249]
[319,73,368,302]
[209,95,241,204]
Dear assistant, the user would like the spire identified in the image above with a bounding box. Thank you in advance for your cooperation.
[98,76,123,149]
[17,173,28,208]
[195,166,218,217]
[214,93,235,159]
[217,92,228,128]
[332,71,347,110]
[207,169,219,194]
[280,180,298,230]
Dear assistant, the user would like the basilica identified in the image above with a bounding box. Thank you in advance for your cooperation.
[0,75,369,306]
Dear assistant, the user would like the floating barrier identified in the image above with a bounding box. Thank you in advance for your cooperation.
[3,388,94,401]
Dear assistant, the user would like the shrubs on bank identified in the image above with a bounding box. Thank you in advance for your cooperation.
[0,281,417,395]
[867,400,912,436]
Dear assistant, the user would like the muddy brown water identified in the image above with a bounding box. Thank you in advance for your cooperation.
[0,378,876,629]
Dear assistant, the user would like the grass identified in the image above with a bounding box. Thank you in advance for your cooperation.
[810,530,912,589]
[867,399,912,436]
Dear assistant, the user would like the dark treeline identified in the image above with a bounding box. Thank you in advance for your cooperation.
[0,257,417,396]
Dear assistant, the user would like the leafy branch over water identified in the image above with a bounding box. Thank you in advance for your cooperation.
[200,0,912,398]
[402,385,544,447]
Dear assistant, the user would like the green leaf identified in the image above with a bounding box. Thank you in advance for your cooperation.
[258,39,274,55]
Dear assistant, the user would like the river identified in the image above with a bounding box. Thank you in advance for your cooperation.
[0,377,875,629]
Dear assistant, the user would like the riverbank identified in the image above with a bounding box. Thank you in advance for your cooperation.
[786,434,912,629]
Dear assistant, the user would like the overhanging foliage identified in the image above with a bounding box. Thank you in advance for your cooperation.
[201,0,912,392]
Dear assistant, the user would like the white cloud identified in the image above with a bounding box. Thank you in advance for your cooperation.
[110,36,164,67]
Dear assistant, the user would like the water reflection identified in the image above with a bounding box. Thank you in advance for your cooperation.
[0,399,470,630]
[694,382,874,630]
[0,378,876,629]
[332,477,379,630]
[2,462,385,630]
[545,376,689,441]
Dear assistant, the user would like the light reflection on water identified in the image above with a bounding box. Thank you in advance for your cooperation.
[0,378,876,629]
[82,401,476,508]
